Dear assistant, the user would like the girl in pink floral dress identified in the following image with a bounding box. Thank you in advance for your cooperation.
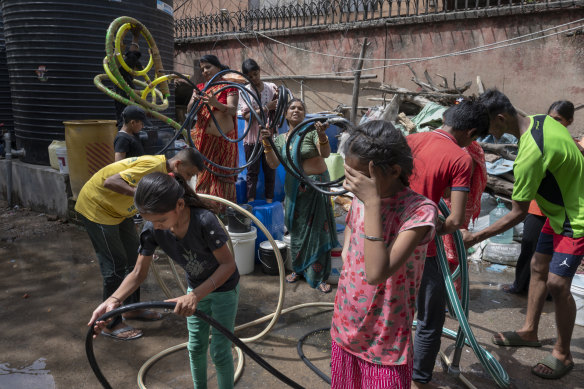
[331,120,438,389]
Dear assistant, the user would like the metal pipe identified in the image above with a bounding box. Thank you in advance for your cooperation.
[4,131,11,206]
[3,131,25,207]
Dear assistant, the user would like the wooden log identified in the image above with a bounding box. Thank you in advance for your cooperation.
[478,142,518,161]
[500,172,516,183]
[487,175,514,198]
[363,86,463,99]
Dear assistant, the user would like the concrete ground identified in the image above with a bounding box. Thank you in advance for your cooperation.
[1,203,583,389]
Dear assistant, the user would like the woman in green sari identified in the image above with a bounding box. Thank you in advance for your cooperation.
[261,98,337,293]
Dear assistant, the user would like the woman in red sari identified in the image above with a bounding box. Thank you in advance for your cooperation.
[188,55,239,204]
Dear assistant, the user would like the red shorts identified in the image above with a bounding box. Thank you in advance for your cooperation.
[330,341,412,389]
[536,219,584,277]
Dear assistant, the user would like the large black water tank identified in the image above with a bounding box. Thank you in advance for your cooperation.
[0,10,15,145]
[1,0,175,165]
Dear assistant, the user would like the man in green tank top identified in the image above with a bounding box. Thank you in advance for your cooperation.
[464,90,584,380]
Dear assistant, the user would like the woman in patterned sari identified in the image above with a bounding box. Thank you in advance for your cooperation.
[261,99,338,293]
[188,55,239,204]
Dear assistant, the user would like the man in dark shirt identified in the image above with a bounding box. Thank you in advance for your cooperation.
[114,105,148,161]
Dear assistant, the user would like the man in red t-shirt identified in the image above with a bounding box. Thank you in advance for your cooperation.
[408,100,490,388]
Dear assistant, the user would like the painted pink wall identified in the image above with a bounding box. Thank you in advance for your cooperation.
[175,9,584,134]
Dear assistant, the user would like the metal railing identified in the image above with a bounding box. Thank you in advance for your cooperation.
[174,0,576,39]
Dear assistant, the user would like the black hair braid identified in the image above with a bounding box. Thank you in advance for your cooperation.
[172,174,213,213]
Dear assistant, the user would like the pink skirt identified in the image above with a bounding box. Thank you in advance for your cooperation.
[331,341,413,389]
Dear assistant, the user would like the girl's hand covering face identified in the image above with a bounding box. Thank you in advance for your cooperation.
[343,161,381,205]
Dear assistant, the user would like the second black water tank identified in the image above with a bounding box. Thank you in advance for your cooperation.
[1,0,175,165]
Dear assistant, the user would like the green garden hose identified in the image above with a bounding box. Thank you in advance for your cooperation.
[431,199,512,388]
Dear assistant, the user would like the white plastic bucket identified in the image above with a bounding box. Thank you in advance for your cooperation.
[228,226,257,275]
[56,147,69,174]
[328,248,343,284]
[572,274,584,327]
[282,234,293,271]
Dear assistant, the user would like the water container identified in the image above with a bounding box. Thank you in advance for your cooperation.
[48,140,67,170]
[328,248,343,284]
[236,115,286,202]
[228,226,257,275]
[258,240,287,276]
[282,234,293,271]
[235,177,248,204]
[55,147,69,174]
[2,0,175,165]
[325,153,345,181]
[488,199,514,244]
[248,200,285,257]
[572,274,584,327]
[64,120,117,200]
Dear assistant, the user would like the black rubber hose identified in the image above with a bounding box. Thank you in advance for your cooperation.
[264,117,350,196]
[156,70,266,177]
[86,302,305,389]
[296,327,332,385]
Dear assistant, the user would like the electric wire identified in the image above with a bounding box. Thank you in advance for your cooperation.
[251,22,584,77]
[253,18,584,62]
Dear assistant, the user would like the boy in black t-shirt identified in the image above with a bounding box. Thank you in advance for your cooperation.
[114,105,148,161]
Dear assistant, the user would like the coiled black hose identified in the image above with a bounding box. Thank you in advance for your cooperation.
[156,70,350,195]
[86,302,304,389]
[296,327,331,385]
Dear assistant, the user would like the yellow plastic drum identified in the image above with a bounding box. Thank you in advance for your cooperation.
[64,120,117,199]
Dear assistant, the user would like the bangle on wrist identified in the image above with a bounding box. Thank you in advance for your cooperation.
[318,136,329,145]
[363,234,384,242]
[110,295,121,304]
[264,147,273,154]
[209,277,217,289]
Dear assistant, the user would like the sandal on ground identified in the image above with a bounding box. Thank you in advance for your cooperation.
[492,331,541,347]
[318,282,332,294]
[123,309,163,322]
[101,325,143,341]
[501,284,523,294]
[531,354,574,379]
[286,272,301,283]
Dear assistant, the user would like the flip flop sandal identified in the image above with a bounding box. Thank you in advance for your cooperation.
[531,354,574,379]
[501,284,523,294]
[318,282,332,294]
[123,310,163,322]
[101,325,143,341]
[286,272,301,283]
[492,331,542,347]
